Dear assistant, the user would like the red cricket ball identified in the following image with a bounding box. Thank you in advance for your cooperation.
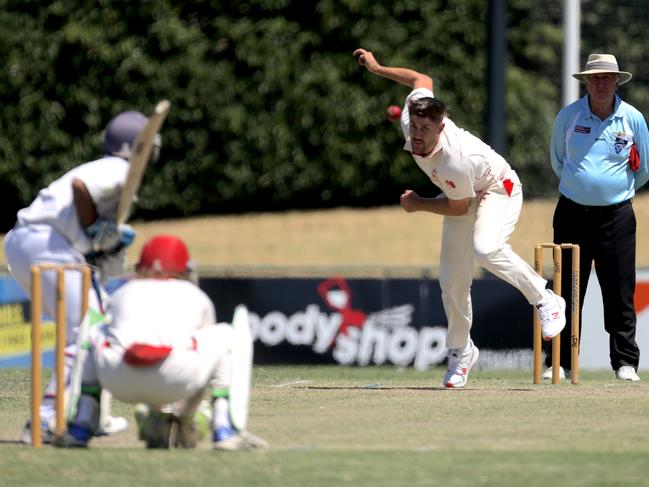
[386,105,402,122]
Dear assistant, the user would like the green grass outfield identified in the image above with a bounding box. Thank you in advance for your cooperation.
[2,366,649,487]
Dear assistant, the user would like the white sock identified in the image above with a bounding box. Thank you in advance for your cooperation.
[455,339,473,354]
[536,289,552,308]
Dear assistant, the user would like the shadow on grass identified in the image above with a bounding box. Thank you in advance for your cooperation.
[300,385,535,391]
[0,439,23,445]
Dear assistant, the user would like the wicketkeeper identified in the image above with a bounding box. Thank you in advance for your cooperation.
[54,235,267,450]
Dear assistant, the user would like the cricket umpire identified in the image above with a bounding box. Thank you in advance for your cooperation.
[548,53,649,381]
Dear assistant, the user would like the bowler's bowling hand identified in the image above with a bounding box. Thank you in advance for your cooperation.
[400,189,420,213]
[353,48,380,72]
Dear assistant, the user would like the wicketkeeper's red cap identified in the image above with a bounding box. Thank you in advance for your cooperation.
[137,235,191,274]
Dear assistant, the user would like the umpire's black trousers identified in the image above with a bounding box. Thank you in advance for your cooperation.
[546,194,639,371]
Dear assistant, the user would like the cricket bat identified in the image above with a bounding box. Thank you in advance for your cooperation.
[116,99,171,225]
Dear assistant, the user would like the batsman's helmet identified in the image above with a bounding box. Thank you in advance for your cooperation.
[137,235,191,275]
[102,110,148,158]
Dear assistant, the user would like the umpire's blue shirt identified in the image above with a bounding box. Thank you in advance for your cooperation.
[551,94,649,205]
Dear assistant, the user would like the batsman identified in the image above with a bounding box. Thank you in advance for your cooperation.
[3,106,166,443]
[54,235,267,450]
[354,48,567,388]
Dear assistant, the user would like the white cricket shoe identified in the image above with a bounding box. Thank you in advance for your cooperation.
[616,366,640,382]
[542,366,569,380]
[20,419,53,445]
[443,340,479,388]
[537,289,566,340]
[213,427,268,451]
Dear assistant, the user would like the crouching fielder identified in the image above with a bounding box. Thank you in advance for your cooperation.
[54,234,267,451]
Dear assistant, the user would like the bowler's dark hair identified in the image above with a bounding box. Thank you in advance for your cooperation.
[408,97,447,123]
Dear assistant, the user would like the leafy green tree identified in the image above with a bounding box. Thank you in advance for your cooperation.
[1,0,645,232]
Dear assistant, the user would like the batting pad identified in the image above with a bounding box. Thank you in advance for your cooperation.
[228,305,253,431]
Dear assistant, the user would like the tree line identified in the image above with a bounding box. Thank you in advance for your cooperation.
[1,0,647,231]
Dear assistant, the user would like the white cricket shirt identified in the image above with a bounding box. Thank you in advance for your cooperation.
[400,88,511,199]
[16,156,129,254]
[102,278,217,350]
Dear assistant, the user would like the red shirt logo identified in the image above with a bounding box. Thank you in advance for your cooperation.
[445,180,456,189]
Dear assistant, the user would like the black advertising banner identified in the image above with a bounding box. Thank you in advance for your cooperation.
[201,275,532,369]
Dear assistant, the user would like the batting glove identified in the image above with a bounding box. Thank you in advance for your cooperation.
[85,218,136,253]
[118,225,137,248]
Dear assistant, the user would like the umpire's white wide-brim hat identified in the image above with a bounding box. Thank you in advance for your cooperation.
[572,53,632,85]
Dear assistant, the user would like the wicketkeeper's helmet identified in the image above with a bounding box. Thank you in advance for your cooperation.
[137,235,192,275]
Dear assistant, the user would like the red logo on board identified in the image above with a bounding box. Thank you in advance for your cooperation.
[317,277,367,338]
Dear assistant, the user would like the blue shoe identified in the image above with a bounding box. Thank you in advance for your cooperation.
[52,424,92,448]
[213,426,237,442]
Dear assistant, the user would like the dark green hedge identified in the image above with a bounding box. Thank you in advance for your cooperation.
[1,0,646,231]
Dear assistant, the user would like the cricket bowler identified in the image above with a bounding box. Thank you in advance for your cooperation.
[354,48,566,388]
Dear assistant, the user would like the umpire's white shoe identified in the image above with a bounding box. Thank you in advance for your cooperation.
[443,340,479,388]
[213,427,268,451]
[542,366,569,380]
[616,366,640,382]
[537,289,566,340]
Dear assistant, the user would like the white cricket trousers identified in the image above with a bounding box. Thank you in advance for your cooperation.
[3,224,102,345]
[439,171,547,349]
[4,224,104,425]
[85,324,233,409]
